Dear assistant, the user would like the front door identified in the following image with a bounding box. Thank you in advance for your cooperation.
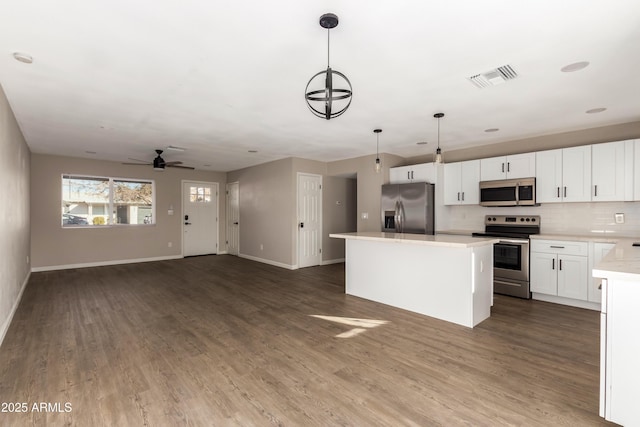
[297,173,322,268]
[226,182,239,256]
[183,181,218,256]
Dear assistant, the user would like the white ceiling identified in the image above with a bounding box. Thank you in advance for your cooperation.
[1,0,639,172]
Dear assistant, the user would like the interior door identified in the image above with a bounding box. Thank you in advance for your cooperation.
[183,181,218,257]
[226,182,239,256]
[298,173,322,268]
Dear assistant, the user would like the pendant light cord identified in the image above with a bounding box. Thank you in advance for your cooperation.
[437,116,441,150]
[376,133,379,157]
[327,29,330,67]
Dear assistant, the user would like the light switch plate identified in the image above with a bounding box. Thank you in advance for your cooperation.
[361,212,369,220]
[615,213,624,224]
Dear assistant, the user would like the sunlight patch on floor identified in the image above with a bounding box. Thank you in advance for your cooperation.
[310,315,389,338]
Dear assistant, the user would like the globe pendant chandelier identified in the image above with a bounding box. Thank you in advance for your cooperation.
[305,13,353,120]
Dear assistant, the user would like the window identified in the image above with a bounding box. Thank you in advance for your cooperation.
[189,186,211,203]
[62,175,154,227]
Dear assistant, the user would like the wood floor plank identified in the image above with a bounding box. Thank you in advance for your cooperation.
[0,255,613,426]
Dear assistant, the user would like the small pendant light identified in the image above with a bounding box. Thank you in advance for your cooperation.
[434,113,444,164]
[374,129,382,173]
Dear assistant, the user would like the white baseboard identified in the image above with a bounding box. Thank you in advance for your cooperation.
[321,258,345,265]
[238,253,296,270]
[0,270,30,349]
[532,293,600,311]
[31,255,184,272]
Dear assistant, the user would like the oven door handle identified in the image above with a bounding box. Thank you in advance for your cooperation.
[497,239,529,244]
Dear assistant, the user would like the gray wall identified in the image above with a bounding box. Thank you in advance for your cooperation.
[323,176,357,262]
[31,154,226,269]
[0,84,31,346]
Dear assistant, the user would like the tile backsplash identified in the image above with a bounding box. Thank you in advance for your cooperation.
[439,202,640,237]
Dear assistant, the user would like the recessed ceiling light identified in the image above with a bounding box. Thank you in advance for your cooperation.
[203,164,212,167]
[248,150,258,153]
[416,141,428,145]
[484,128,500,133]
[560,61,589,72]
[85,151,97,154]
[586,107,607,114]
[13,52,33,64]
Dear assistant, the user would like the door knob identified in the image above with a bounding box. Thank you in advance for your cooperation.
[300,222,304,228]
[233,222,239,225]
[185,222,191,225]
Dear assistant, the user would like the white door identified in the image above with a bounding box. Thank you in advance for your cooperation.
[530,252,558,295]
[183,181,218,256]
[298,173,322,268]
[226,182,239,256]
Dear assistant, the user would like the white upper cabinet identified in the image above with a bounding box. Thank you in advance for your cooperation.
[389,163,436,184]
[562,146,592,202]
[443,160,480,205]
[536,149,563,203]
[480,153,536,181]
[633,140,640,200]
[591,141,627,202]
[536,146,591,203]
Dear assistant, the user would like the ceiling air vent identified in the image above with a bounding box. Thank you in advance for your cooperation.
[468,65,518,88]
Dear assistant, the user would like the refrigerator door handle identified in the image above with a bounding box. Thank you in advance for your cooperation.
[398,201,404,233]
[394,201,400,232]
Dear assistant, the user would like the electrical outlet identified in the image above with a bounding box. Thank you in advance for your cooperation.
[168,242,173,248]
[260,244,264,251]
[615,213,625,224]
[26,255,30,264]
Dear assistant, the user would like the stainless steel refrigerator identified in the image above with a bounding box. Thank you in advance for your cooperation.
[381,182,435,234]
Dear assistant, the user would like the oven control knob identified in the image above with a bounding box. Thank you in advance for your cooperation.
[520,218,525,222]
[532,218,536,222]
[526,218,530,222]
[492,217,496,221]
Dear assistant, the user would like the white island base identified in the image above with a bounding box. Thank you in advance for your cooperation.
[331,233,497,328]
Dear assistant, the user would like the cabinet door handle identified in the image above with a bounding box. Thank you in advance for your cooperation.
[462,192,465,201]
[457,192,460,201]
[552,258,555,270]
[564,186,567,198]
[594,185,598,197]
[557,187,560,198]
[502,163,505,173]
[550,245,565,249]
[411,171,414,180]
[507,162,510,172]
[559,259,562,271]
[407,171,410,180]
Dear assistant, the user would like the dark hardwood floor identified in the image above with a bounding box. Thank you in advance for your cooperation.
[0,255,613,426]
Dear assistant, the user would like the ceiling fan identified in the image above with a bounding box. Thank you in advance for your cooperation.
[123,149,194,170]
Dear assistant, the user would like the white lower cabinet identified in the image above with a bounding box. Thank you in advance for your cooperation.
[530,239,590,306]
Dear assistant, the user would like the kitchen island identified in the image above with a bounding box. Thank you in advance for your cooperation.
[592,239,640,426]
[330,232,498,328]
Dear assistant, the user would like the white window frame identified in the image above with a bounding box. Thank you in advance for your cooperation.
[61,174,156,228]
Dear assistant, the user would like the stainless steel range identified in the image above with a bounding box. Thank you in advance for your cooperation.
[472,215,540,299]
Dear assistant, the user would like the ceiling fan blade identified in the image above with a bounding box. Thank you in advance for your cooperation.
[164,161,183,165]
[123,162,152,165]
[167,164,195,170]
[128,157,151,163]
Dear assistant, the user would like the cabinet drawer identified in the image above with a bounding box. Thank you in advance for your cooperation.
[530,239,588,256]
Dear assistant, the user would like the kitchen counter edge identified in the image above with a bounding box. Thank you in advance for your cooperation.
[329,232,498,248]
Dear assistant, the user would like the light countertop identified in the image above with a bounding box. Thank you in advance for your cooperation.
[329,232,498,248]
[593,238,640,281]
[531,233,635,243]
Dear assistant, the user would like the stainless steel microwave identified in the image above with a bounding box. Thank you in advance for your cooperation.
[479,177,536,207]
